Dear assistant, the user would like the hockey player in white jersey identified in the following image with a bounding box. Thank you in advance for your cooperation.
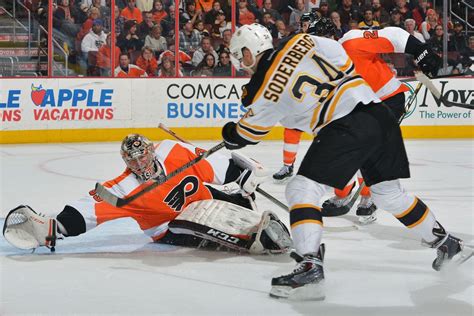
[222,23,472,300]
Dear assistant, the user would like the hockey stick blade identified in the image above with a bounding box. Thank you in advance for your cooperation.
[95,142,226,207]
[415,72,474,110]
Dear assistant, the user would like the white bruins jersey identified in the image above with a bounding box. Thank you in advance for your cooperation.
[237,33,380,143]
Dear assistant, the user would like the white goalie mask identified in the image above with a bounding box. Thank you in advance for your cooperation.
[229,23,273,74]
[120,134,162,181]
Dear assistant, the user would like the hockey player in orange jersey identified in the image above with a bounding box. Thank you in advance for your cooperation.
[272,14,441,223]
[3,134,291,254]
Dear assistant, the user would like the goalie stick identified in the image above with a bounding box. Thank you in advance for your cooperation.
[95,141,226,207]
[158,124,358,232]
[414,72,474,110]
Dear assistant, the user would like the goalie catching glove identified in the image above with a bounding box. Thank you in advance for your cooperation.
[168,199,292,254]
[3,205,63,252]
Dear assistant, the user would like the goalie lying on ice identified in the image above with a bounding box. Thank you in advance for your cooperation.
[3,134,291,254]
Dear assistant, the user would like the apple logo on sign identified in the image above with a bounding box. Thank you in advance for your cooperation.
[31,84,46,106]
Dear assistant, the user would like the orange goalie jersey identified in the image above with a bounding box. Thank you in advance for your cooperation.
[339,27,410,101]
[69,140,231,241]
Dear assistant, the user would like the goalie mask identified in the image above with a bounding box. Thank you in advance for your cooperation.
[120,134,162,181]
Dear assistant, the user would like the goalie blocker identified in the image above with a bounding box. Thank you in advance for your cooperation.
[3,200,292,255]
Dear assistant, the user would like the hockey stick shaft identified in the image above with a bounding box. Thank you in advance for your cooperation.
[158,123,290,211]
[414,72,474,110]
[95,141,226,207]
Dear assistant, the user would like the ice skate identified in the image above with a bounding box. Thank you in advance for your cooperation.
[356,196,377,224]
[321,195,352,217]
[273,164,293,183]
[270,244,325,300]
[425,222,474,271]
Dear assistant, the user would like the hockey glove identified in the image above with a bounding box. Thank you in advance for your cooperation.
[414,44,441,78]
[222,122,248,150]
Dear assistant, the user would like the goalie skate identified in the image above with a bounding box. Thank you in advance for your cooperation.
[270,244,325,300]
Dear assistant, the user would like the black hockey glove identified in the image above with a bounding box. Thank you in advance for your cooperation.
[414,44,441,78]
[222,122,248,150]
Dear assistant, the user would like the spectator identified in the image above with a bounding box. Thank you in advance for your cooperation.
[237,0,259,26]
[136,0,153,12]
[275,19,289,39]
[182,1,202,22]
[151,0,168,24]
[192,53,216,76]
[428,24,444,54]
[349,19,358,30]
[412,0,430,27]
[392,0,412,21]
[89,0,109,25]
[144,24,167,55]
[77,7,101,44]
[157,55,178,77]
[53,0,81,38]
[115,52,148,77]
[372,0,390,26]
[289,0,305,32]
[358,7,380,29]
[318,1,330,18]
[213,50,231,76]
[211,11,230,39]
[331,11,349,39]
[338,0,361,28]
[115,5,125,36]
[137,11,155,40]
[449,21,468,53]
[136,46,158,76]
[179,20,202,54]
[216,28,232,54]
[161,4,175,37]
[97,33,120,76]
[405,18,425,42]
[420,8,441,41]
[389,8,404,29]
[121,0,143,23]
[117,19,144,53]
[204,1,224,25]
[195,0,213,13]
[195,20,210,38]
[260,11,278,38]
[81,0,106,5]
[81,18,106,56]
[260,0,282,22]
[191,36,218,66]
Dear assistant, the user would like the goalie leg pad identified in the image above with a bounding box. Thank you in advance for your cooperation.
[3,205,62,251]
[169,200,291,254]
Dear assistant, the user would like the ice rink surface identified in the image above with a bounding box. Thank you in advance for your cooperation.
[0,139,472,316]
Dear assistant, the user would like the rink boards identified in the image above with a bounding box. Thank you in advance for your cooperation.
[0,77,472,144]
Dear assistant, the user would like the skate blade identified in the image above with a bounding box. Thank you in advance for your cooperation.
[440,246,474,271]
[270,283,325,301]
[273,177,293,184]
[358,214,377,225]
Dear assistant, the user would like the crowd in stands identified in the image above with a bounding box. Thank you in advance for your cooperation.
[47,0,472,77]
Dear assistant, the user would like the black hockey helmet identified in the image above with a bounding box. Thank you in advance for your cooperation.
[306,14,336,38]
